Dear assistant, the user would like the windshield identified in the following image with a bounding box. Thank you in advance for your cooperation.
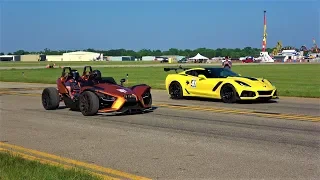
[204,68,240,78]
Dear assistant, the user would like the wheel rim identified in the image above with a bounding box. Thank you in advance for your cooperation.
[170,83,181,98]
[80,94,89,113]
[143,91,151,105]
[222,86,234,101]
[42,92,50,107]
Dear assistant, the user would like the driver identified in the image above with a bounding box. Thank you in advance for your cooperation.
[65,70,81,99]
[91,70,102,84]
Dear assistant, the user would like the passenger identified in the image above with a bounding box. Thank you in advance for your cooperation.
[65,70,81,99]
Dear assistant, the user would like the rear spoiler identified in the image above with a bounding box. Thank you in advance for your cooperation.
[164,66,190,73]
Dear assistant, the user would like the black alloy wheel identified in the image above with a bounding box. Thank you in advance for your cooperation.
[169,82,183,99]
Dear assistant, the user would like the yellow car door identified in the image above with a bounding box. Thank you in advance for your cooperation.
[195,77,223,98]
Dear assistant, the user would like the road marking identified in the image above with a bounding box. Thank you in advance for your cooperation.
[0,142,152,180]
[0,148,117,180]
[1,90,319,122]
[154,104,320,122]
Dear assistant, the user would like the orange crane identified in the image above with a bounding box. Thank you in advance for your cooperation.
[261,11,267,52]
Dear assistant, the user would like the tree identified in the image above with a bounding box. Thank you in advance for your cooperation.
[4,47,278,59]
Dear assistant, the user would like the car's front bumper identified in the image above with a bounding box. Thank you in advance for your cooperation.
[238,89,279,100]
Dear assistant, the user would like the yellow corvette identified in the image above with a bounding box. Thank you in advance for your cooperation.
[164,66,278,103]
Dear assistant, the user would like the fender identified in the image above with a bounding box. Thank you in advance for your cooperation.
[130,84,151,97]
[57,78,69,94]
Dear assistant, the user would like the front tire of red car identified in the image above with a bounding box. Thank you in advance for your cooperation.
[42,87,60,110]
[79,91,99,116]
[142,90,152,106]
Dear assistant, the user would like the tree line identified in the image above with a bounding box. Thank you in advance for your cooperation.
[0,46,303,59]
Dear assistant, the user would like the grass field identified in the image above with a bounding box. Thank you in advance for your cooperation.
[0,60,166,67]
[0,64,319,97]
[0,151,101,180]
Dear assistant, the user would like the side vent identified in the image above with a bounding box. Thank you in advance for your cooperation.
[212,81,223,91]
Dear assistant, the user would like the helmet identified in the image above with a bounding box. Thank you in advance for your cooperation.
[71,70,80,80]
[92,70,102,80]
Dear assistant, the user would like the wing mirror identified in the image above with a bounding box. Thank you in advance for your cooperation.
[120,78,126,86]
[198,74,206,80]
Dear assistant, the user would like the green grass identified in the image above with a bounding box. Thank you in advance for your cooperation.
[0,64,319,97]
[0,151,102,180]
[0,60,167,67]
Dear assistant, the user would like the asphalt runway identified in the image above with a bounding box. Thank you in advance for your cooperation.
[0,82,319,179]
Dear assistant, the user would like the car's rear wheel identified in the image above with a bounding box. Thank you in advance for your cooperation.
[42,87,60,110]
[220,84,238,103]
[169,82,183,99]
[79,91,99,116]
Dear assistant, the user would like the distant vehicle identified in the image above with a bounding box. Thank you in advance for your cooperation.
[178,58,188,63]
[164,66,278,103]
[155,57,169,63]
[41,66,153,116]
[242,57,254,63]
[160,59,169,63]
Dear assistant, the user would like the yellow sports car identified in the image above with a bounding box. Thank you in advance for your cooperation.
[164,66,278,103]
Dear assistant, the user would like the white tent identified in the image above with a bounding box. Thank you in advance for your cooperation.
[189,53,209,60]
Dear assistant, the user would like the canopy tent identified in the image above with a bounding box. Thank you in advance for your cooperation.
[189,53,209,60]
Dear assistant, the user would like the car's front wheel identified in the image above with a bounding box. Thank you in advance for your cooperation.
[142,90,152,106]
[220,84,238,103]
[79,91,99,116]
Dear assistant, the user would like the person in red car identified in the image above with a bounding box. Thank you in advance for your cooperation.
[65,70,81,100]
[91,70,102,84]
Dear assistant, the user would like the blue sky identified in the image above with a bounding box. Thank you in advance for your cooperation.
[0,0,319,53]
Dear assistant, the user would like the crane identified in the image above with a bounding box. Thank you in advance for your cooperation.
[261,10,267,52]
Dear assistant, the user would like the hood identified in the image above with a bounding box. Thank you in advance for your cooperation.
[93,83,134,96]
[226,76,274,89]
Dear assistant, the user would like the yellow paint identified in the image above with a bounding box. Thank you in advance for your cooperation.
[154,103,320,122]
[0,142,151,180]
[1,90,318,122]
[0,148,118,180]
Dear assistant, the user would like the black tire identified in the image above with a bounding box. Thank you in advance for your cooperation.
[79,91,99,116]
[42,87,60,110]
[142,90,152,106]
[169,81,183,99]
[63,96,80,111]
[220,84,238,103]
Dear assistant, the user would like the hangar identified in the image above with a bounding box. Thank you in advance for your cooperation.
[62,51,103,61]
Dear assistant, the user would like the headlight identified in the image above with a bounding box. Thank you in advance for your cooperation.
[235,80,251,87]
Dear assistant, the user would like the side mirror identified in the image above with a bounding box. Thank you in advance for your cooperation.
[198,74,206,80]
[120,78,126,85]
